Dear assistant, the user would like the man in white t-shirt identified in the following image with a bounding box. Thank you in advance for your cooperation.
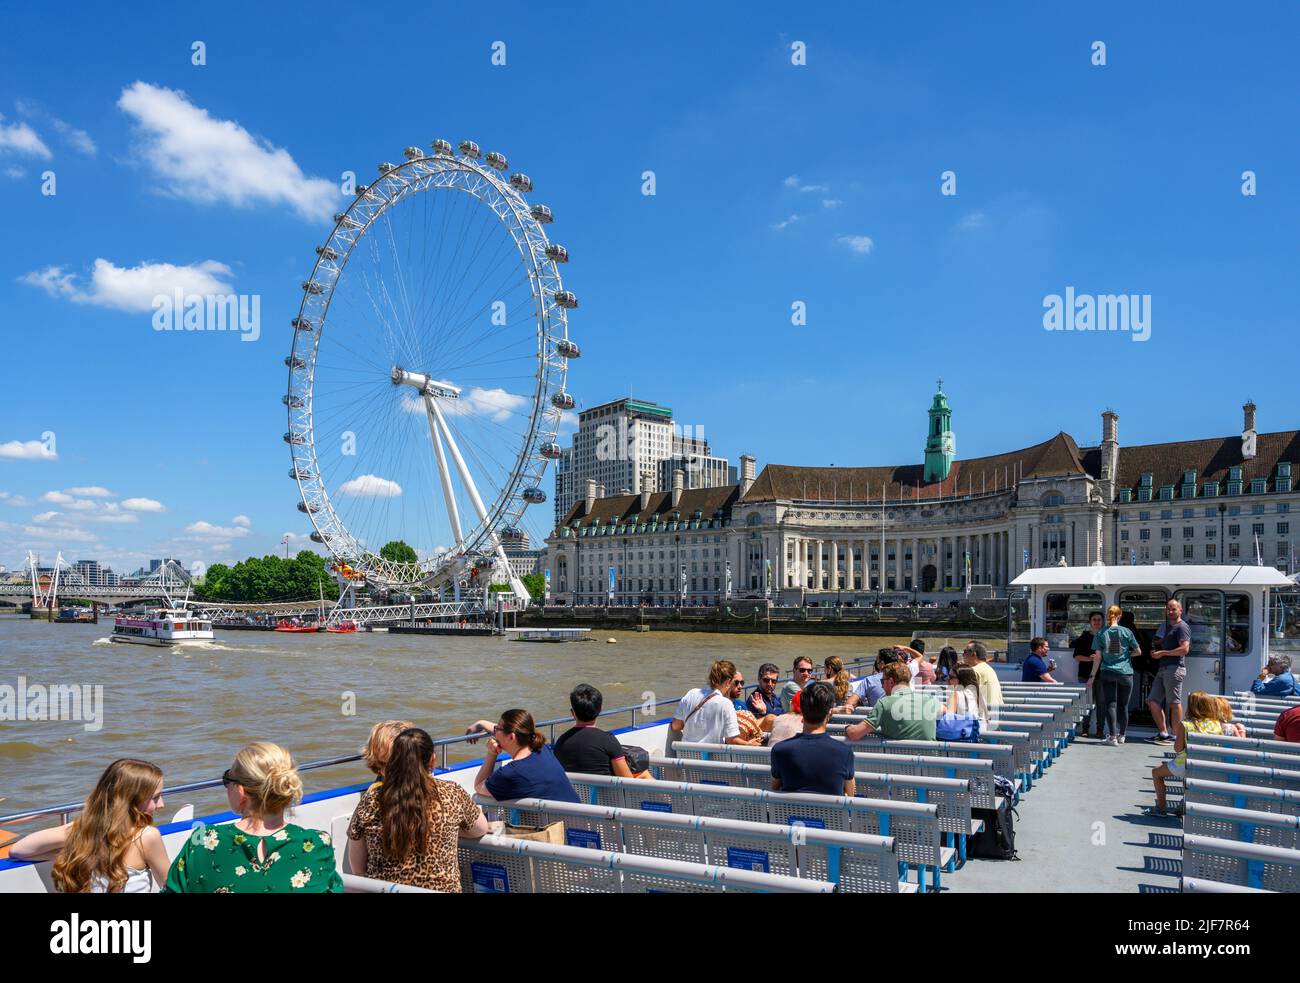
[669,660,752,745]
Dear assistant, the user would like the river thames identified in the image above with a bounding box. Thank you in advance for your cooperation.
[0,618,981,820]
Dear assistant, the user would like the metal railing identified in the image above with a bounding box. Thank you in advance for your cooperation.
[0,657,878,830]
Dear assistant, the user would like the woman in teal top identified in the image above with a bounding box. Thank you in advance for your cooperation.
[1091,605,1140,745]
[163,742,342,893]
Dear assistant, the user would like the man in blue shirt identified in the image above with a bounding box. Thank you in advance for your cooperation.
[745,662,785,718]
[770,682,856,796]
[1250,655,1299,697]
[1021,637,1060,683]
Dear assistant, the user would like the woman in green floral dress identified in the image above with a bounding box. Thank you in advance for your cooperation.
[163,742,342,893]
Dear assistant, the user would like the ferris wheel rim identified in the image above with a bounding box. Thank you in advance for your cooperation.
[283,147,572,586]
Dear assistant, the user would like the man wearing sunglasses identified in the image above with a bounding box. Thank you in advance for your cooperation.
[780,657,815,706]
[746,663,785,718]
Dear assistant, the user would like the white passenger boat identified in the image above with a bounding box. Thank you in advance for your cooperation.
[504,627,592,642]
[110,607,214,647]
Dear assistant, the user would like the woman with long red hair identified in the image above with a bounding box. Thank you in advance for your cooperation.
[9,758,170,892]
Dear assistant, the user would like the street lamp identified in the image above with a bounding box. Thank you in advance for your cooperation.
[1218,503,1227,564]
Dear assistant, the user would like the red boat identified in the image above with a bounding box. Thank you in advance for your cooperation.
[325,620,358,634]
[274,620,321,633]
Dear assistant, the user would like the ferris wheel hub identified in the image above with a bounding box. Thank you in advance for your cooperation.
[390,367,461,399]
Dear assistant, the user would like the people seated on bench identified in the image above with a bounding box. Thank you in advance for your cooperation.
[1092,605,1140,746]
[670,660,761,746]
[935,645,961,685]
[844,662,942,741]
[850,649,900,709]
[163,742,342,893]
[904,639,936,685]
[824,655,858,711]
[1021,637,1060,683]
[767,688,807,747]
[746,662,785,720]
[727,670,772,739]
[946,666,989,732]
[1145,692,1242,818]
[348,728,488,892]
[9,758,170,893]
[962,642,1003,709]
[554,684,651,778]
[781,656,815,706]
[468,710,580,803]
[361,719,414,790]
[1251,655,1299,698]
[770,682,856,796]
[1275,704,1300,743]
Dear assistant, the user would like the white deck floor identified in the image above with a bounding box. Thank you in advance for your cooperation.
[948,726,1183,893]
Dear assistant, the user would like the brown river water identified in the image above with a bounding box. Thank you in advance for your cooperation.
[0,618,980,822]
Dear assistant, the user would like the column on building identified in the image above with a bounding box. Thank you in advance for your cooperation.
[911,537,919,589]
[859,539,870,591]
[815,539,823,592]
[846,539,855,591]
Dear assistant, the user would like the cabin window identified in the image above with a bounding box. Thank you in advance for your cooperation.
[1116,589,1169,649]
[1044,592,1104,642]
[1268,589,1300,656]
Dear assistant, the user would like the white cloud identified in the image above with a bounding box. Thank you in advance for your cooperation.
[771,214,801,231]
[0,492,33,507]
[835,234,875,255]
[957,211,987,231]
[117,81,336,222]
[783,174,829,194]
[337,475,402,498]
[231,514,251,527]
[65,486,113,497]
[32,510,61,523]
[40,491,73,504]
[19,522,95,543]
[90,512,138,524]
[0,439,56,460]
[0,115,51,159]
[48,117,96,156]
[121,497,165,512]
[3,166,25,180]
[185,520,251,539]
[822,199,844,209]
[20,258,235,314]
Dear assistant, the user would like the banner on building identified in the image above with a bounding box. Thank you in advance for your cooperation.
[725,561,732,600]
[680,564,687,602]
[764,558,771,598]
[1022,548,1029,571]
[543,568,551,604]
[608,566,615,605]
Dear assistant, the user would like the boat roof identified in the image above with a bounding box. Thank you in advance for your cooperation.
[1011,564,1295,589]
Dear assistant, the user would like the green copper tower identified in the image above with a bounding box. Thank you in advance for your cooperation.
[923,380,955,483]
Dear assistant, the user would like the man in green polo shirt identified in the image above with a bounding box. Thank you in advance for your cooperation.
[844,662,942,741]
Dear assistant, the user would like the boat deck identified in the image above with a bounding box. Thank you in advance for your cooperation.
[949,725,1181,893]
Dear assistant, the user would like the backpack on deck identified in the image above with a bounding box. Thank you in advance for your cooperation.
[970,795,1019,861]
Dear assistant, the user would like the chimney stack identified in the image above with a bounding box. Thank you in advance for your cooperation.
[671,468,684,508]
[596,483,606,499]
[1242,400,1258,460]
[739,454,757,496]
[640,488,652,511]
[583,478,596,514]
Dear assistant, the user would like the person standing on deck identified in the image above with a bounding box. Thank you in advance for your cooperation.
[1073,611,1104,736]
[1147,599,1191,746]
[1092,605,1140,746]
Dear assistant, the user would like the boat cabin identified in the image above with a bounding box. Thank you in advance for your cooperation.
[1010,564,1300,697]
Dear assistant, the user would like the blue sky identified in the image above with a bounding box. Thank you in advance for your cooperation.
[1,2,1297,575]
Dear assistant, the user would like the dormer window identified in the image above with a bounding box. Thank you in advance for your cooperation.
[1159,485,1174,501]
[1250,478,1266,495]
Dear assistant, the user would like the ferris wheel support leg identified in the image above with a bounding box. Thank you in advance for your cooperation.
[422,395,464,548]
[429,400,531,607]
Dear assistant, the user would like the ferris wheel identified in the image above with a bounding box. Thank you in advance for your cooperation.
[284,139,579,600]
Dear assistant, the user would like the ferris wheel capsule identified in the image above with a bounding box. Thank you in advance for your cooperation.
[499,526,525,544]
[378,162,396,174]
[310,530,328,544]
[539,442,563,459]
[458,140,481,159]
[403,146,425,160]
[555,338,581,358]
[284,431,305,445]
[316,245,339,261]
[291,317,314,332]
[285,354,306,369]
[289,467,313,480]
[485,151,508,171]
[334,213,362,230]
[302,280,325,295]
[530,204,553,224]
[553,291,578,310]
[522,487,547,504]
[545,244,568,263]
[551,391,575,410]
[297,501,321,514]
[283,394,303,408]
[509,172,533,192]
[431,139,453,156]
